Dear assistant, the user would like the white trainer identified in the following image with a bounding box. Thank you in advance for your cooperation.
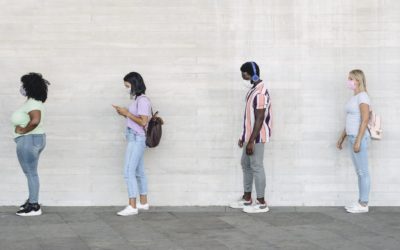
[229,198,253,209]
[117,205,138,216]
[137,203,150,210]
[243,201,270,214]
[346,203,369,214]
[345,202,360,211]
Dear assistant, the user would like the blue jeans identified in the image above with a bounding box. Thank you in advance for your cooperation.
[14,134,46,204]
[348,134,370,204]
[124,128,148,199]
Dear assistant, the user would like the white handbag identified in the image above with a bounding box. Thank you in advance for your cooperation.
[368,110,382,140]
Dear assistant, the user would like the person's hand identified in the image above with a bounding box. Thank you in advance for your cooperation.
[246,142,254,155]
[336,139,343,150]
[238,139,243,148]
[15,126,25,134]
[112,105,129,117]
[353,140,361,153]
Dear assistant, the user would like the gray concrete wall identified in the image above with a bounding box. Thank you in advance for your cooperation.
[0,0,399,206]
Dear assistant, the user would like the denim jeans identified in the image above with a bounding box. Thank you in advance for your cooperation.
[14,134,46,204]
[348,134,370,204]
[124,128,148,199]
[241,143,266,198]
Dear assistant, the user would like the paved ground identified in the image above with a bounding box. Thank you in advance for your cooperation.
[0,206,399,250]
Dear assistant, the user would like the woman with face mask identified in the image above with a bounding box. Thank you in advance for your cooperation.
[112,72,151,216]
[11,73,50,216]
[336,69,371,213]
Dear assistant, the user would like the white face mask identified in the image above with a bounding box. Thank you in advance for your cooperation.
[20,86,27,96]
[242,81,254,89]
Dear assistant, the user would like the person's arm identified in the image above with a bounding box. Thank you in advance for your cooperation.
[246,109,265,155]
[336,129,347,150]
[353,103,369,153]
[126,112,148,127]
[112,105,148,127]
[15,110,41,134]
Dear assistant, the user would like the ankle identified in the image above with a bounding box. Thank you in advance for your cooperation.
[243,192,252,201]
[257,198,266,204]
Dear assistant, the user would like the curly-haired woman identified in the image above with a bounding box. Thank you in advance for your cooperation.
[11,73,50,216]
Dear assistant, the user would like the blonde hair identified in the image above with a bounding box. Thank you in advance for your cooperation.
[349,69,367,92]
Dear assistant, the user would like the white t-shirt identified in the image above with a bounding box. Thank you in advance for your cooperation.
[345,92,370,136]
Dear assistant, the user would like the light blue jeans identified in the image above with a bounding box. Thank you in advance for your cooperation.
[348,134,370,204]
[124,128,148,199]
[14,134,46,204]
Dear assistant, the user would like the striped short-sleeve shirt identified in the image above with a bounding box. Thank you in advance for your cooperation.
[241,81,272,144]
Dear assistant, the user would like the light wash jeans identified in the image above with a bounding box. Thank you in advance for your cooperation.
[348,134,371,204]
[124,128,148,199]
[241,143,266,198]
[14,134,46,204]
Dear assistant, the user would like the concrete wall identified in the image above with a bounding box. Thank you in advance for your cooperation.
[0,0,399,206]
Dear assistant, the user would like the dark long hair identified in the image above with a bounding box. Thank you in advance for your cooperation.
[21,73,50,103]
[123,72,146,98]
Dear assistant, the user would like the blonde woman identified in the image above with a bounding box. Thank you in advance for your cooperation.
[337,69,371,213]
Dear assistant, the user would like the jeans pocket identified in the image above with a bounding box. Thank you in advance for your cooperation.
[32,135,44,149]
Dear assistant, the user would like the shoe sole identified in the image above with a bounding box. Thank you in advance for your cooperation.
[346,210,368,213]
[16,210,42,217]
[243,208,270,214]
[117,213,138,216]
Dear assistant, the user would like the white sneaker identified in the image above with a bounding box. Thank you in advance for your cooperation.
[117,205,138,216]
[229,198,253,209]
[243,201,270,214]
[345,202,359,211]
[346,203,369,214]
[137,203,149,210]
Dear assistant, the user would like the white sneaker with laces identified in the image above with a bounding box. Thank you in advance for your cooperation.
[229,198,252,209]
[117,205,138,216]
[137,203,149,210]
[346,203,369,214]
[243,201,269,214]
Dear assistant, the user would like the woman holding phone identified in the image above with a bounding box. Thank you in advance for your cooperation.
[113,72,151,216]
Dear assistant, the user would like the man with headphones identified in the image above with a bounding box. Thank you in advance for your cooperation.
[230,62,272,213]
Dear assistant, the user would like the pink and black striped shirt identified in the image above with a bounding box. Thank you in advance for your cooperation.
[241,81,272,144]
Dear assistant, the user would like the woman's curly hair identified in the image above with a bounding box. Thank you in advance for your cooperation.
[21,73,50,102]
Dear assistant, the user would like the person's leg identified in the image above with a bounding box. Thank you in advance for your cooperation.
[16,135,42,204]
[124,132,137,208]
[128,134,147,208]
[241,144,253,201]
[349,136,370,205]
[27,135,46,204]
[250,143,266,204]
[135,135,148,205]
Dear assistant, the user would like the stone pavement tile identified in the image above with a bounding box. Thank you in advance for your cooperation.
[280,224,363,250]
[83,238,136,250]
[130,239,184,250]
[24,213,66,226]
[67,221,123,240]
[253,211,335,227]
[138,211,178,222]
[0,212,27,227]
[217,214,327,250]
[58,211,101,224]
[39,237,90,250]
[0,225,37,241]
[151,206,227,213]
[106,221,170,242]
[170,213,235,231]
[174,238,230,250]
[350,235,400,250]
[28,223,78,239]
[0,239,43,250]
